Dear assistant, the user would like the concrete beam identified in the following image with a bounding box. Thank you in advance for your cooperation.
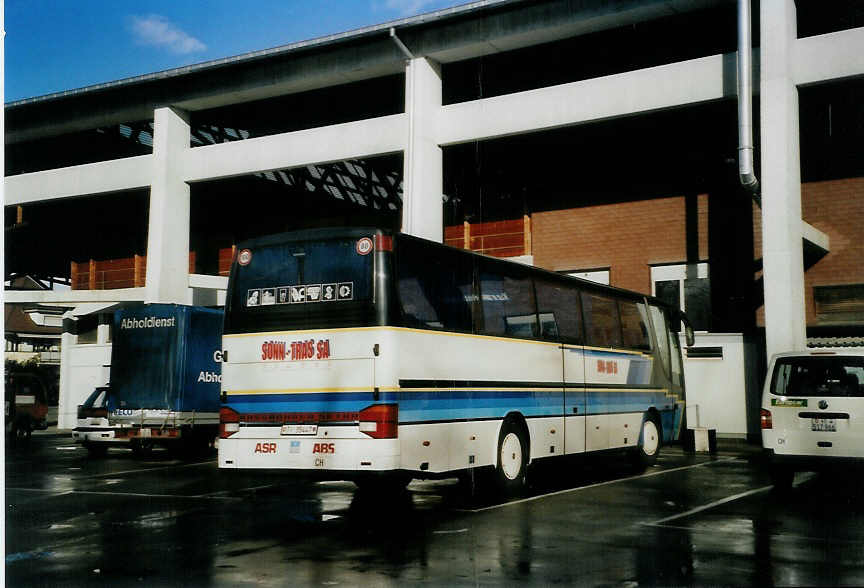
[3,288,146,304]
[189,274,228,289]
[7,0,725,143]
[183,114,407,182]
[802,220,830,253]
[793,27,864,86]
[4,155,152,205]
[437,52,735,145]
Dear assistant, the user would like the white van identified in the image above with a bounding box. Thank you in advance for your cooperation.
[761,350,864,488]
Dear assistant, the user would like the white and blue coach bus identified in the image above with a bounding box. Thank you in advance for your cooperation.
[218,227,692,491]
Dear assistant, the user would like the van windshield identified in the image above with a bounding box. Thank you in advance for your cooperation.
[772,356,864,397]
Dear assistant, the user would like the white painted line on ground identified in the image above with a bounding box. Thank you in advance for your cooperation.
[459,457,737,513]
[7,487,238,500]
[649,522,864,544]
[195,483,279,497]
[644,485,773,526]
[7,488,73,497]
[83,459,216,479]
[644,472,818,527]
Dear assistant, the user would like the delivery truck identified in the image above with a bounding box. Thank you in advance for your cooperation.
[72,304,223,457]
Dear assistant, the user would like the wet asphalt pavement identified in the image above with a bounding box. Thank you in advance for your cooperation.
[6,433,864,587]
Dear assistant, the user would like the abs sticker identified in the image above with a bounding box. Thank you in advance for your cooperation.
[356,237,373,255]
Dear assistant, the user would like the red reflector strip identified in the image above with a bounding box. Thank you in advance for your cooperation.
[240,411,359,424]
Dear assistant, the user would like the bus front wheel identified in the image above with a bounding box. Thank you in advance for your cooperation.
[632,414,661,471]
[495,419,528,494]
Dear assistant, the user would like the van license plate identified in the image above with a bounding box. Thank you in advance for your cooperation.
[811,418,836,432]
[281,424,317,435]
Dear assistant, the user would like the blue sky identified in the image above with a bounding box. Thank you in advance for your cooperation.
[5,0,468,102]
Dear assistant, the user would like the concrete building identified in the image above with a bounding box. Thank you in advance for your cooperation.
[5,0,864,433]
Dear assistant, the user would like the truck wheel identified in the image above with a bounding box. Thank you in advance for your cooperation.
[11,417,32,444]
[494,418,529,494]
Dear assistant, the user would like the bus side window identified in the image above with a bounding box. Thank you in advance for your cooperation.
[582,293,622,348]
[479,260,538,339]
[397,241,474,333]
[535,279,583,343]
[619,301,651,351]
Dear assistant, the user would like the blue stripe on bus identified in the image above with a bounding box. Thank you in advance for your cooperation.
[226,389,675,421]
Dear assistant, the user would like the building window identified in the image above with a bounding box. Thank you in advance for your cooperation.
[651,263,711,332]
[814,284,864,326]
[565,269,610,285]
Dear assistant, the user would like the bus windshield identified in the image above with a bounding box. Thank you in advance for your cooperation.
[224,231,379,334]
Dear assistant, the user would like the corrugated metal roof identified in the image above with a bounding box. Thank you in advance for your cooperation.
[8,0,515,108]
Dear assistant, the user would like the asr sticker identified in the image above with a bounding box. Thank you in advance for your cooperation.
[771,398,808,407]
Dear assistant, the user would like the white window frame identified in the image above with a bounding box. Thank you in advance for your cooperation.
[566,269,610,285]
[651,263,709,332]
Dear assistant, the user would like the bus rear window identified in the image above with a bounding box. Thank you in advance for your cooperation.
[225,236,376,334]
[772,356,864,397]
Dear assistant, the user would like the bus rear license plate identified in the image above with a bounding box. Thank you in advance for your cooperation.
[281,424,317,435]
[811,418,836,432]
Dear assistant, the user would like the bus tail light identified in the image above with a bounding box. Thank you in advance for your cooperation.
[760,408,772,430]
[220,406,240,438]
[358,404,398,439]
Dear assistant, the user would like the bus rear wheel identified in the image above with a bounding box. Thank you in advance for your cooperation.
[632,414,661,471]
[495,419,529,494]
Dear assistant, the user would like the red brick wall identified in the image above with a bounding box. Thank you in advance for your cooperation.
[532,195,709,294]
[752,177,864,326]
[801,177,864,325]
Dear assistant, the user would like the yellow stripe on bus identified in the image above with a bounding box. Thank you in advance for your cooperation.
[225,326,651,357]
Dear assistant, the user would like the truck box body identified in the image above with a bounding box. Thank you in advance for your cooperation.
[111,304,222,416]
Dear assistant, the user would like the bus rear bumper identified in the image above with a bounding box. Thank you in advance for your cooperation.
[218,437,400,471]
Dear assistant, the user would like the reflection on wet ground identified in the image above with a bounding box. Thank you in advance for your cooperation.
[7,436,864,586]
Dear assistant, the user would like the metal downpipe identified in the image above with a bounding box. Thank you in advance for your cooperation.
[738,0,759,195]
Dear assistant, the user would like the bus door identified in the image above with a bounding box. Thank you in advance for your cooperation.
[535,279,586,455]
[563,343,587,454]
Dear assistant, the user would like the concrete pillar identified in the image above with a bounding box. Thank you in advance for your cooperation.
[402,57,443,242]
[57,315,78,430]
[146,107,191,303]
[97,314,111,344]
[760,0,806,358]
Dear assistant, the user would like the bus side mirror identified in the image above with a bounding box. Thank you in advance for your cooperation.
[674,309,695,347]
[684,323,695,347]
